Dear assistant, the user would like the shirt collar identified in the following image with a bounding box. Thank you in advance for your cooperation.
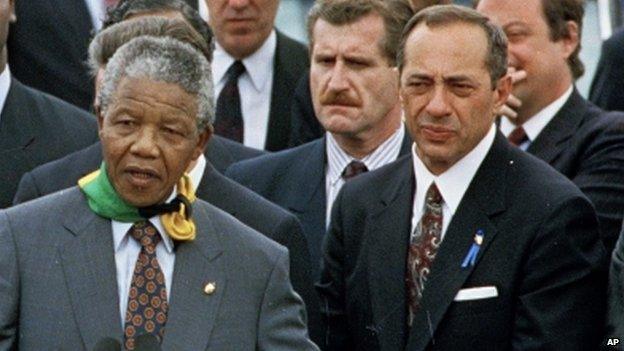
[326,125,405,186]
[0,65,12,117]
[112,155,206,253]
[213,30,276,92]
[412,124,496,216]
[500,85,573,141]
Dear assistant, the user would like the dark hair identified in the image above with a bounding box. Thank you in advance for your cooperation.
[307,0,413,65]
[541,0,585,79]
[397,5,507,87]
[103,0,214,61]
[89,16,211,74]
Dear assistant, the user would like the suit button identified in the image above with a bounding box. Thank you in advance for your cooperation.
[204,282,216,295]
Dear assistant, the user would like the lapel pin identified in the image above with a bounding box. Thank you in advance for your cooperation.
[461,229,484,268]
[204,282,216,295]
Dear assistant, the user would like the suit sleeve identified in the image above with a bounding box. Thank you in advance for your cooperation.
[512,196,608,350]
[316,189,353,351]
[0,212,19,350]
[257,250,319,351]
[273,215,325,349]
[607,224,624,340]
[569,116,624,253]
[13,172,41,205]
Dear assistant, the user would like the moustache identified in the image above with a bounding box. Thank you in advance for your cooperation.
[320,90,361,107]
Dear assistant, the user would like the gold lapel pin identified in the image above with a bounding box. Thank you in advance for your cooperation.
[204,282,216,295]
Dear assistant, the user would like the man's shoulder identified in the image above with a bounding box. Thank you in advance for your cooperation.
[2,187,86,228]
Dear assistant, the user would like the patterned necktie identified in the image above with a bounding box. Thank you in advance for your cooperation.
[123,221,168,350]
[406,183,444,326]
[341,160,368,180]
[507,126,528,146]
[214,61,246,142]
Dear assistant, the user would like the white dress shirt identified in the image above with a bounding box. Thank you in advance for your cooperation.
[500,86,573,151]
[325,126,405,226]
[0,65,12,123]
[83,0,106,31]
[112,154,206,326]
[213,31,276,150]
[410,124,496,239]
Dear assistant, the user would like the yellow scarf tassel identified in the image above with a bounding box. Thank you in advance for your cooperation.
[161,174,197,241]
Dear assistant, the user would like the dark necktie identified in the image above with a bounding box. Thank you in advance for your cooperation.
[341,160,368,180]
[507,126,528,146]
[123,221,168,350]
[406,183,444,326]
[214,61,246,142]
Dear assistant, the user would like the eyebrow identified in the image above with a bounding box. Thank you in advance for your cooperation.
[405,73,476,82]
[502,21,530,30]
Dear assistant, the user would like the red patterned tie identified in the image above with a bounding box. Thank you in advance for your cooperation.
[406,183,444,325]
[507,126,528,146]
[123,221,168,350]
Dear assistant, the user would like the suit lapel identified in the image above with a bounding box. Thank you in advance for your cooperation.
[399,131,413,157]
[161,203,226,350]
[59,200,122,350]
[527,89,586,164]
[405,134,508,351]
[367,158,414,351]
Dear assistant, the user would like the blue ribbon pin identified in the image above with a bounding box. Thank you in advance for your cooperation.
[461,230,484,268]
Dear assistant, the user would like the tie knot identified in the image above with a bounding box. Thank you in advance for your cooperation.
[425,183,443,206]
[342,160,368,180]
[507,126,528,146]
[129,221,161,248]
[227,61,246,81]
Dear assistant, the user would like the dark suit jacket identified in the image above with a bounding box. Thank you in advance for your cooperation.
[0,78,97,208]
[318,133,607,351]
[288,71,324,147]
[13,138,324,346]
[263,31,309,151]
[8,0,94,110]
[226,133,412,278]
[527,89,624,253]
[589,28,624,112]
[0,188,317,350]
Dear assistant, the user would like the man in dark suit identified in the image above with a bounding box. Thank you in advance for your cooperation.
[226,0,413,278]
[589,28,624,112]
[0,35,317,350]
[7,0,199,110]
[0,0,98,208]
[205,0,308,151]
[476,0,624,253]
[14,15,324,346]
[318,5,606,350]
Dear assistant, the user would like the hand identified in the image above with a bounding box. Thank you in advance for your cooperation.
[497,67,527,119]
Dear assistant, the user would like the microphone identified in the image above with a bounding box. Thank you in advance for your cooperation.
[92,337,121,351]
[134,334,162,351]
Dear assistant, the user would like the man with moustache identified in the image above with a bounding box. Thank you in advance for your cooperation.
[318,5,606,350]
[0,35,317,351]
[476,0,624,253]
[205,0,308,151]
[226,0,413,278]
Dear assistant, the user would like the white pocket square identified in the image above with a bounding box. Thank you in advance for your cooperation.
[453,286,498,301]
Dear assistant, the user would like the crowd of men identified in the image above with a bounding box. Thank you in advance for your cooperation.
[1,0,624,350]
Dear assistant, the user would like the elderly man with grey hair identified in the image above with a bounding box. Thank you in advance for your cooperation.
[0,35,318,351]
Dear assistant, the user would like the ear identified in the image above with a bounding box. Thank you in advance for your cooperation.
[96,108,105,139]
[9,0,15,23]
[493,74,512,115]
[560,20,580,60]
[191,125,212,161]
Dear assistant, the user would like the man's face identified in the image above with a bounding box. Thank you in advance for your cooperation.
[0,0,15,51]
[206,0,279,59]
[98,77,210,207]
[310,14,399,141]
[400,23,510,174]
[477,0,577,112]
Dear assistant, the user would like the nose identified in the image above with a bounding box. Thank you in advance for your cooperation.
[228,0,250,9]
[130,128,160,159]
[425,85,452,118]
[326,62,350,92]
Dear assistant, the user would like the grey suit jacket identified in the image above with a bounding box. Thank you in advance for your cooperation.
[0,188,318,351]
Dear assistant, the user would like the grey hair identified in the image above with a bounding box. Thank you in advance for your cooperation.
[98,35,214,130]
